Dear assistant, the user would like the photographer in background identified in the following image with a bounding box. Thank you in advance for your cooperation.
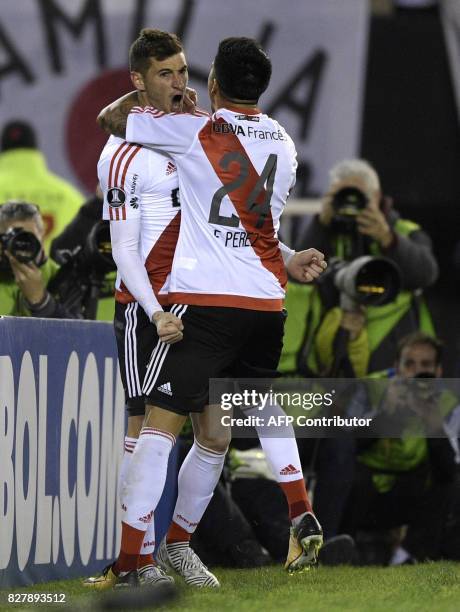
[280,159,439,377]
[0,200,78,318]
[339,332,459,564]
[50,188,116,321]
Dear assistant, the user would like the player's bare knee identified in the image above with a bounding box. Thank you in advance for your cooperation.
[195,434,230,454]
[127,414,144,438]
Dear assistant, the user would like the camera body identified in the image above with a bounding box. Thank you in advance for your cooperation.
[319,185,401,311]
[382,373,441,434]
[0,227,41,270]
[402,372,439,407]
[331,186,368,233]
[49,220,116,319]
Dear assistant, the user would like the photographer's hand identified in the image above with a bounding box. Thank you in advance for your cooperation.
[318,192,335,226]
[6,253,47,305]
[340,309,365,340]
[380,379,408,416]
[153,311,184,345]
[409,393,444,433]
[356,207,393,248]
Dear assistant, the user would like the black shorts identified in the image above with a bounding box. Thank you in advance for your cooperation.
[114,301,158,417]
[143,305,286,415]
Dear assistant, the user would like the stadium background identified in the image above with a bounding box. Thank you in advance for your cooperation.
[1,0,459,590]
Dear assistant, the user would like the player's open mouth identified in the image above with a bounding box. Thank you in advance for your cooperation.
[171,94,183,111]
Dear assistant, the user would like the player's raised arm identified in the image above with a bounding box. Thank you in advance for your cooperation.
[97,91,139,138]
[125,108,208,156]
[98,87,205,151]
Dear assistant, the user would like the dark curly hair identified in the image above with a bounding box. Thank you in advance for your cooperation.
[129,28,183,75]
[213,37,272,102]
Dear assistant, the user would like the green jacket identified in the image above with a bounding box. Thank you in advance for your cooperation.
[280,217,436,376]
[0,149,83,252]
[0,258,60,317]
[0,259,114,321]
[357,370,458,492]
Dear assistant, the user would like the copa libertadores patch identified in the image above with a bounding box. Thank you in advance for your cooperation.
[107,187,126,207]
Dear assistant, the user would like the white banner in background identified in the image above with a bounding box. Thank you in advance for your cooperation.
[441,0,460,124]
[0,0,369,196]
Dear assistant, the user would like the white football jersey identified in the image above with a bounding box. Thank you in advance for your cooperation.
[98,136,180,306]
[126,105,297,311]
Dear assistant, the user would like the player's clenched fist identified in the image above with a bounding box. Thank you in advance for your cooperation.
[152,311,184,344]
[287,248,327,283]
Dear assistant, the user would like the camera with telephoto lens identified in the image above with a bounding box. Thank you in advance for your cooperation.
[406,372,439,406]
[317,255,401,311]
[0,226,42,271]
[331,187,368,233]
[394,372,441,429]
[49,220,116,319]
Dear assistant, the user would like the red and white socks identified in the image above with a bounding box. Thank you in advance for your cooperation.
[166,440,226,549]
[114,428,176,574]
[261,435,313,526]
[119,436,137,496]
[244,402,314,526]
[120,436,156,570]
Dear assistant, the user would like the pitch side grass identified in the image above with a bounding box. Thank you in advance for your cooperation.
[1,563,459,612]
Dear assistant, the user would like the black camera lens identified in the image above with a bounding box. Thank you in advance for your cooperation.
[331,187,368,215]
[4,228,41,263]
[85,220,116,274]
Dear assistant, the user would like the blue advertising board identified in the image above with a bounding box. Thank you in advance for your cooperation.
[0,316,178,587]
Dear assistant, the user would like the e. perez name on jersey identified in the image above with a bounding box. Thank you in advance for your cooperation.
[126,106,297,312]
[213,228,259,248]
[98,135,180,305]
